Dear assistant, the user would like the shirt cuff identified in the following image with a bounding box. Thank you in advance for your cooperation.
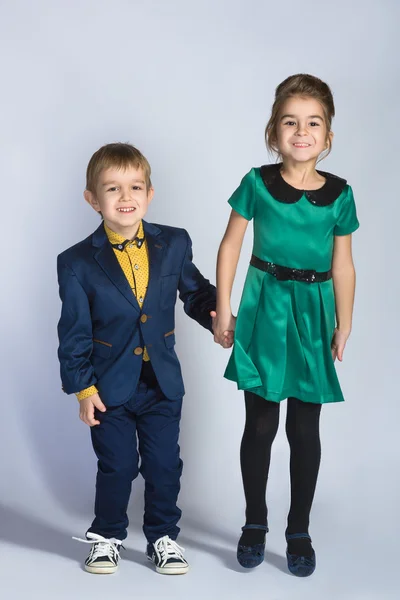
[76,385,98,401]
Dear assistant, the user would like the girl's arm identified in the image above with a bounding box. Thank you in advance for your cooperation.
[212,210,249,346]
[331,234,356,361]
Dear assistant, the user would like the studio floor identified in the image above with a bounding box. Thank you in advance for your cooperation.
[1,504,395,600]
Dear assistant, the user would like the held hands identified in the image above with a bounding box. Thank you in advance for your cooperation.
[78,311,237,425]
[210,310,236,349]
[79,393,106,426]
[331,328,350,362]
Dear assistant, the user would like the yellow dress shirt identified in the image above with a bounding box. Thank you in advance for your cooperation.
[76,221,149,401]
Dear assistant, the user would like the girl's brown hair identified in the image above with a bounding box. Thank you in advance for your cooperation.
[265,74,335,161]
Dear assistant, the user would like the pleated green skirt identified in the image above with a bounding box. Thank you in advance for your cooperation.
[224,266,343,404]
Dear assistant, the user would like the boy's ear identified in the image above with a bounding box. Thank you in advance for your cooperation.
[147,186,155,205]
[84,189,101,213]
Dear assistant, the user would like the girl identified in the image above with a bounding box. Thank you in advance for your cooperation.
[212,74,359,577]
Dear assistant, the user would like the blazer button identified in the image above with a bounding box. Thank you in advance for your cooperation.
[140,314,148,323]
[134,347,143,356]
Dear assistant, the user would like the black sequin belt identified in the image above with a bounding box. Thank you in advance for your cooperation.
[250,255,332,283]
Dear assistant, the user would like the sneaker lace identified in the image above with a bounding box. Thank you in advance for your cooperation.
[73,533,123,562]
[154,536,185,567]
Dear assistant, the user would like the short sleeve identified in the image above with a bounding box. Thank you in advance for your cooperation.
[228,168,256,221]
[334,185,360,236]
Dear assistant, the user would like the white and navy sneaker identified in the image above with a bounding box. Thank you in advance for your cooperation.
[73,532,123,574]
[146,535,189,575]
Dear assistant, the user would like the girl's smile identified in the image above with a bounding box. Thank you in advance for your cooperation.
[275,96,332,163]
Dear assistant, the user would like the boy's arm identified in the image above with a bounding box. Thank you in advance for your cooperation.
[57,257,98,394]
[178,231,216,332]
[76,385,99,401]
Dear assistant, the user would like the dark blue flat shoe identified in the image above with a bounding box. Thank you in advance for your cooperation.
[286,533,316,577]
[237,524,268,569]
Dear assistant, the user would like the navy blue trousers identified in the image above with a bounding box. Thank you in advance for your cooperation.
[88,375,183,543]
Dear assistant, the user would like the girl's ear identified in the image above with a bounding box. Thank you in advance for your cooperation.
[269,134,280,155]
[269,135,279,152]
[326,130,334,149]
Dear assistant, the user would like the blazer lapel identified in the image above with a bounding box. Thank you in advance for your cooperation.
[142,220,164,311]
[92,223,140,312]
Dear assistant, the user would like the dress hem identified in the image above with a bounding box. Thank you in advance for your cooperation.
[224,375,344,404]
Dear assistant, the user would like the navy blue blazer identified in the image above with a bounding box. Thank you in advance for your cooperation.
[57,221,216,406]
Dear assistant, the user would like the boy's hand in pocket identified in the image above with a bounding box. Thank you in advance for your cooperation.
[79,393,106,426]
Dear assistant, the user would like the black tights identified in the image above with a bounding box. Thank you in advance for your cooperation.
[240,391,321,547]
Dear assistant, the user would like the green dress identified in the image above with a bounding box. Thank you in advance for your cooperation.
[224,164,359,404]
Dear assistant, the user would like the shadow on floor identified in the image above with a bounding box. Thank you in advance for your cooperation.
[123,515,287,574]
[0,506,287,574]
[0,504,79,564]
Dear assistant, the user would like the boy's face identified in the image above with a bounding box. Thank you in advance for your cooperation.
[84,166,154,238]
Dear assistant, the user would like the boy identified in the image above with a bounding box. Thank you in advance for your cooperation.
[57,143,223,575]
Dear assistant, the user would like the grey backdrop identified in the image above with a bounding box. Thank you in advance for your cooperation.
[1,1,399,599]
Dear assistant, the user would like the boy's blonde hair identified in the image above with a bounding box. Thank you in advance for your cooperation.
[265,74,335,161]
[86,142,152,192]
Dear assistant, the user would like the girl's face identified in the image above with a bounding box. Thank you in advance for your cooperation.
[275,96,332,163]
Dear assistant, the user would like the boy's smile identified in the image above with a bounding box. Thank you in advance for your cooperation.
[84,166,154,239]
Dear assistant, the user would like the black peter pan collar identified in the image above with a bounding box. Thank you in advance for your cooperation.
[260,163,347,206]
